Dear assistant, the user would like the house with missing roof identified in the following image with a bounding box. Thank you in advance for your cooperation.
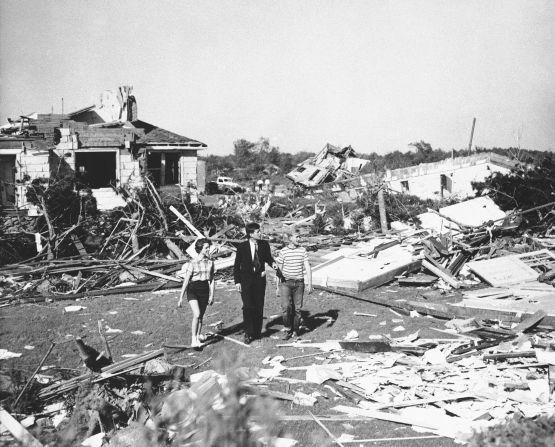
[0,86,206,212]
[384,152,517,200]
[286,143,370,188]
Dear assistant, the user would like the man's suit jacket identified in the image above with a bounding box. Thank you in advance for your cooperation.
[234,239,274,285]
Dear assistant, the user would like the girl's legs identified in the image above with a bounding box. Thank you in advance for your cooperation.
[197,301,208,341]
[188,299,201,346]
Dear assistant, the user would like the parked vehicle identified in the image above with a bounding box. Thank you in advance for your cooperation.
[206,177,245,195]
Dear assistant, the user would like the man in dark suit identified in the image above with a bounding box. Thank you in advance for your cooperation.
[234,222,276,344]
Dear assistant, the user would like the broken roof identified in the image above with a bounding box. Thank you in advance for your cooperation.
[131,120,206,147]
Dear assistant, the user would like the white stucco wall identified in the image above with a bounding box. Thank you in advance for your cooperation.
[179,151,198,186]
[386,154,513,200]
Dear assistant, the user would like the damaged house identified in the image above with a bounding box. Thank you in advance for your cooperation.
[286,143,370,188]
[0,86,206,211]
[385,152,518,200]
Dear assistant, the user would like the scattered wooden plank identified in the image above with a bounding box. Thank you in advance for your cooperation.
[169,205,203,237]
[245,386,295,401]
[13,342,55,408]
[211,333,251,348]
[353,311,377,317]
[483,351,536,361]
[371,392,475,410]
[128,266,181,283]
[398,274,437,286]
[309,411,345,447]
[39,349,165,399]
[512,310,547,333]
[0,406,44,447]
[422,259,461,289]
[332,404,457,432]
[70,234,88,256]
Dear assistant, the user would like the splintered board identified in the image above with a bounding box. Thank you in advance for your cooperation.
[466,249,555,287]
[454,292,555,316]
[311,246,420,291]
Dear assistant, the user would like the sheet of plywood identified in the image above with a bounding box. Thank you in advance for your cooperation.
[439,196,506,227]
[312,245,420,291]
[466,256,539,286]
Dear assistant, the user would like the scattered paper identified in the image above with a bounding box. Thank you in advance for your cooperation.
[24,345,35,350]
[81,432,105,447]
[272,438,298,447]
[392,326,405,332]
[306,365,342,384]
[336,433,356,442]
[34,374,53,384]
[535,350,555,365]
[131,330,145,335]
[293,391,317,406]
[0,349,22,360]
[64,305,86,312]
[344,330,359,341]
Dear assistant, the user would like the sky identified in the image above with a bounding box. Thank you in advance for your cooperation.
[1,0,554,156]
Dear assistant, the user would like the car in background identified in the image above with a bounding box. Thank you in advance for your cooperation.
[206,176,246,195]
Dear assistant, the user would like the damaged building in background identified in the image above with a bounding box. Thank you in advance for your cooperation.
[385,152,518,200]
[286,143,370,188]
[0,86,206,212]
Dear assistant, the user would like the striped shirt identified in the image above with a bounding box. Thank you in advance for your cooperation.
[276,246,308,280]
[178,258,215,282]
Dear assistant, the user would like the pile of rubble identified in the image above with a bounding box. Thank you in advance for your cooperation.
[1,175,555,445]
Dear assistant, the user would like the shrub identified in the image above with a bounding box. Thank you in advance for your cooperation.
[468,414,555,447]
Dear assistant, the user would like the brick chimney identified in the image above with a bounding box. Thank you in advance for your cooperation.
[127,95,138,121]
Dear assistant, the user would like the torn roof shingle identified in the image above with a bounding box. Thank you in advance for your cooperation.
[131,120,206,147]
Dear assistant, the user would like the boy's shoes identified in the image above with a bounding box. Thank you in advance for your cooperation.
[243,335,253,345]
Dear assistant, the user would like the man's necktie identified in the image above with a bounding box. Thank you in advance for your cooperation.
[253,242,261,271]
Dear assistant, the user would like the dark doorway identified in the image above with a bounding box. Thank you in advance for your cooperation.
[147,152,180,186]
[0,155,16,207]
[165,152,179,185]
[75,152,117,188]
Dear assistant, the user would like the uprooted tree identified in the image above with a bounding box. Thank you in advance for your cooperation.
[25,175,97,260]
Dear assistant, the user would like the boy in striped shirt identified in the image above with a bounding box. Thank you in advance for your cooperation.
[276,232,313,339]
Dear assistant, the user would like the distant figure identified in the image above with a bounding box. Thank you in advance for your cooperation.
[264,178,270,192]
[233,222,276,344]
[275,231,313,339]
[257,179,263,192]
[177,238,215,348]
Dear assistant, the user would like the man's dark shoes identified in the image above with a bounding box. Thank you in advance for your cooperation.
[243,334,252,345]
[281,331,293,340]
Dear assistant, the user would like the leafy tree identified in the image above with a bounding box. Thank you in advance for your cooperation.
[472,153,555,217]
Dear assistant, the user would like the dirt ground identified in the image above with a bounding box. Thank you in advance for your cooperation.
[0,279,462,446]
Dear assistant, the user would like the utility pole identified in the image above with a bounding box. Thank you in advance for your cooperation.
[468,117,476,153]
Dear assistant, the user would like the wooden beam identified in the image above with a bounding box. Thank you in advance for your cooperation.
[512,310,547,333]
[169,205,203,237]
[422,259,461,288]
[0,407,44,447]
